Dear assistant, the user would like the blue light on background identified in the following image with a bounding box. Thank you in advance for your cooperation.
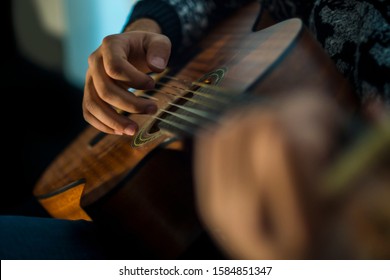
[63,0,136,89]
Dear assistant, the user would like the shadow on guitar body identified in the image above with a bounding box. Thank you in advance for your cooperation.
[86,138,222,259]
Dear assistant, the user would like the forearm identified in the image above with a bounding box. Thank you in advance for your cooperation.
[123,0,182,53]
[124,0,250,54]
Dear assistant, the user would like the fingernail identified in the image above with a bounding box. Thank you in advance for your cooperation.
[124,123,137,136]
[146,105,157,114]
[150,56,166,69]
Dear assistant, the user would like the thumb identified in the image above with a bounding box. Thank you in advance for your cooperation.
[146,34,172,72]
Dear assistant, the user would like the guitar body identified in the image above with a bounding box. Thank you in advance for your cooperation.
[33,1,356,259]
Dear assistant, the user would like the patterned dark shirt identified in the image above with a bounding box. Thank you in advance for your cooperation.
[128,0,390,106]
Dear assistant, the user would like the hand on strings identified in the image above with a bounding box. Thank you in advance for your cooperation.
[82,18,171,135]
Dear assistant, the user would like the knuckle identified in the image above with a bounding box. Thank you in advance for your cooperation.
[82,99,96,115]
[101,34,117,45]
[161,34,172,46]
[97,85,114,101]
[105,62,124,79]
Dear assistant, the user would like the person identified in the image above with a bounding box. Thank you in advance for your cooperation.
[82,0,389,135]
[81,0,390,259]
[82,0,254,135]
[2,0,244,260]
[1,0,389,260]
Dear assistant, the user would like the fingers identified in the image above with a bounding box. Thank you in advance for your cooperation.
[99,32,171,85]
[83,71,142,135]
[83,31,172,135]
[194,107,309,259]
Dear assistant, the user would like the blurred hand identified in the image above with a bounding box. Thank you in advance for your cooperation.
[194,92,344,259]
[83,19,171,135]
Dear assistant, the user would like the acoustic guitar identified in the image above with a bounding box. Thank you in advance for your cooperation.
[33,1,357,259]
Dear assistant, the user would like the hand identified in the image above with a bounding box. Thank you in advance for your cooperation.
[194,92,344,259]
[82,19,172,135]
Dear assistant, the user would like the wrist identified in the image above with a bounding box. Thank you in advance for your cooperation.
[123,18,162,34]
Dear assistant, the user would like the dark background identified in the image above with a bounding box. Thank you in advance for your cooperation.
[3,0,86,216]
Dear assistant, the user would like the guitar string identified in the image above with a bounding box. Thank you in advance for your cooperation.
[151,100,225,135]
[135,85,234,115]
[139,75,246,134]
[150,78,390,202]
[153,73,243,104]
[163,75,238,94]
[156,82,233,103]
[134,75,239,108]
[133,91,218,134]
[138,77,390,203]
[152,88,230,110]
[155,82,234,104]
[145,77,390,201]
